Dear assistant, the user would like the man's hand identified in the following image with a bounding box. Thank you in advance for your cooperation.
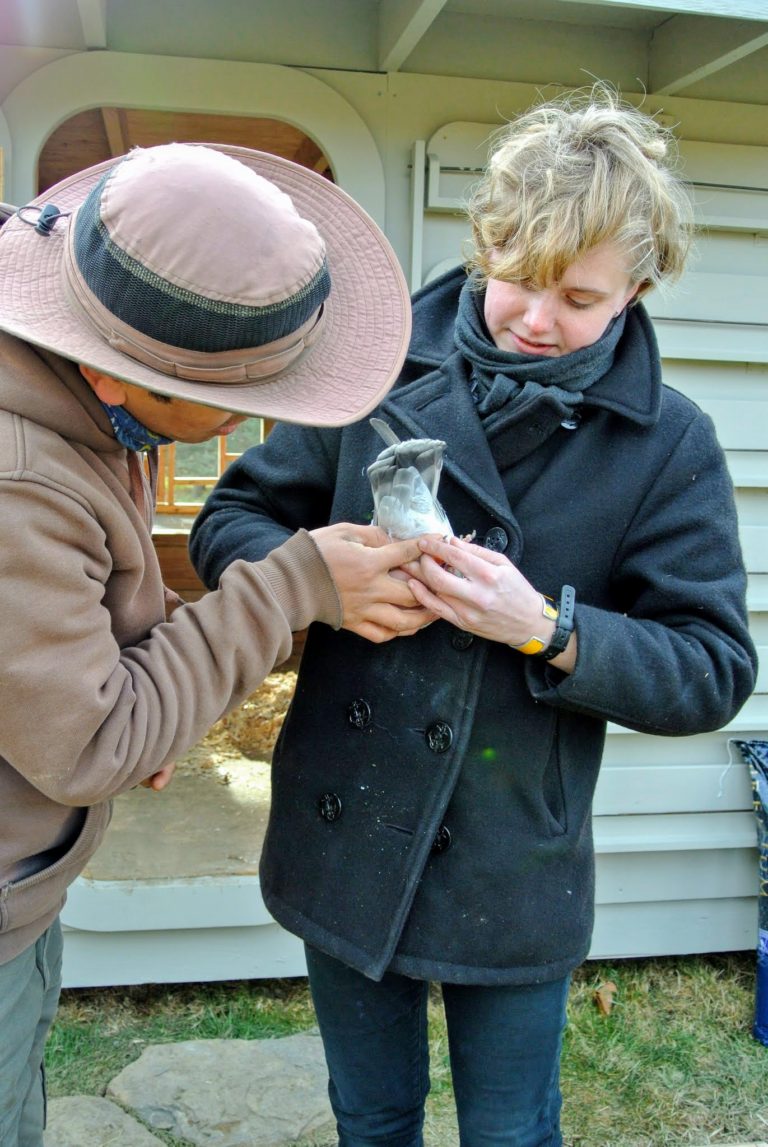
[140,762,176,791]
[310,523,436,643]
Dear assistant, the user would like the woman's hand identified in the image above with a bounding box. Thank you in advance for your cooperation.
[407,535,578,665]
[310,523,437,643]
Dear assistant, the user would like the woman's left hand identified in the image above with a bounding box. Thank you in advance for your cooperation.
[406,534,550,648]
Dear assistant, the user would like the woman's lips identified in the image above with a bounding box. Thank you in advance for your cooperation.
[511,331,558,355]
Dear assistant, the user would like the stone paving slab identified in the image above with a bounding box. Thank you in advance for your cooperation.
[107,1032,335,1147]
[44,1095,165,1145]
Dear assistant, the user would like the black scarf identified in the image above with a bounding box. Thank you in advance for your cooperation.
[454,275,627,441]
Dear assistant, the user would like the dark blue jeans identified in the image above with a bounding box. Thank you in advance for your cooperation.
[305,944,570,1147]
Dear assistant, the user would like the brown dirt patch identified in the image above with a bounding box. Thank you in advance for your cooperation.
[177,668,297,777]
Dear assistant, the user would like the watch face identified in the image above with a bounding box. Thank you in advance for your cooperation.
[541,596,558,621]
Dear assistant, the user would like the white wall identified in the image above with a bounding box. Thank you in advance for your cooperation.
[0,53,386,221]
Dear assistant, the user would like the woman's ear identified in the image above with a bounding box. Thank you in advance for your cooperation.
[620,283,643,311]
[79,365,128,406]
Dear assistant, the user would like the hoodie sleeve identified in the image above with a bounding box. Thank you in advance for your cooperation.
[190,421,343,587]
[0,475,339,805]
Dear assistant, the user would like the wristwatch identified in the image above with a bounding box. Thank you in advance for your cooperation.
[513,585,575,660]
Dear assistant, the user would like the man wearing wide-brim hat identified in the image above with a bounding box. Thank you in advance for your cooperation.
[0,142,431,1147]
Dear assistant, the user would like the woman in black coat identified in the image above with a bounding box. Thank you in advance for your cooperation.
[190,87,757,1147]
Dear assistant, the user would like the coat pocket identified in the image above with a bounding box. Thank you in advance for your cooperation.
[541,720,567,835]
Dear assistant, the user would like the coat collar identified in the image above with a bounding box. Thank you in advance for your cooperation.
[377,270,663,526]
[380,353,512,526]
[581,301,661,426]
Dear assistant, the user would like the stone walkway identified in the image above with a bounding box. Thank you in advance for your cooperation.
[44,1031,336,1147]
[42,1030,768,1147]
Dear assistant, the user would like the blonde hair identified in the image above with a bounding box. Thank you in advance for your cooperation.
[467,85,693,297]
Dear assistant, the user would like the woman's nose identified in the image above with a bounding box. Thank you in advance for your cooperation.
[523,292,557,333]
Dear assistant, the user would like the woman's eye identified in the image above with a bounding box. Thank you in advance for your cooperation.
[566,296,593,309]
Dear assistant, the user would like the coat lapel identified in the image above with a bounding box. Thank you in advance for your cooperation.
[378,352,516,529]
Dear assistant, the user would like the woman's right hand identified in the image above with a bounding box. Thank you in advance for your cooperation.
[407,534,577,673]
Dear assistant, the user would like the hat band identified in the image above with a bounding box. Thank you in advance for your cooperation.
[62,222,324,384]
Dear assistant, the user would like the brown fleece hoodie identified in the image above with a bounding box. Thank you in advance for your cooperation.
[0,332,340,963]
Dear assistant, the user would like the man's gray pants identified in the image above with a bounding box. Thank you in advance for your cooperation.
[0,919,63,1147]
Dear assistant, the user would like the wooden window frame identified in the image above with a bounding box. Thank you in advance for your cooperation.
[154,419,274,513]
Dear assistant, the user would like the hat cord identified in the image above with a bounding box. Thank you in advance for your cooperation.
[16,203,71,236]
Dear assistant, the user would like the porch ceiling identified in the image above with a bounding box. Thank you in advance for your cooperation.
[0,0,765,108]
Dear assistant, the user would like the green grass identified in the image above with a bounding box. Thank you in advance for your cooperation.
[559,954,768,1146]
[47,953,768,1147]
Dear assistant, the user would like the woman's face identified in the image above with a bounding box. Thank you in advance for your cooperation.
[483,241,639,358]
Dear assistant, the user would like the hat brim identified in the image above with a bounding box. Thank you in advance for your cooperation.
[0,145,411,427]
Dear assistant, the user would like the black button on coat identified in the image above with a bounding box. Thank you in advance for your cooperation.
[190,268,756,987]
[483,526,508,552]
[425,721,453,753]
[347,699,372,729]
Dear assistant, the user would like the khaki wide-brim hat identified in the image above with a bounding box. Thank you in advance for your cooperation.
[0,144,412,427]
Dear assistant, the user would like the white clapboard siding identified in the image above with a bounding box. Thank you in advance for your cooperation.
[663,360,768,398]
[654,322,768,363]
[679,141,768,236]
[689,186,768,232]
[646,273,768,324]
[589,900,758,959]
[727,453,768,487]
[679,141,768,190]
[595,844,755,900]
[594,811,755,853]
[62,915,307,988]
[685,397,766,448]
[742,524,768,573]
[593,761,753,816]
[756,651,768,694]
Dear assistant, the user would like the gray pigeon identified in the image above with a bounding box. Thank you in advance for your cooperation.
[367,417,453,540]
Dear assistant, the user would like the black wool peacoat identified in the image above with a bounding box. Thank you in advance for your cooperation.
[190,268,756,986]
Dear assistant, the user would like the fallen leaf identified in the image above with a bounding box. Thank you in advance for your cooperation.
[593,980,618,1016]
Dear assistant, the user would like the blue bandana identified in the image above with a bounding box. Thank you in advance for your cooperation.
[100,401,174,452]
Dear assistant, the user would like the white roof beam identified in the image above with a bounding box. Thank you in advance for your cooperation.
[378,0,449,72]
[76,0,107,49]
[558,0,768,18]
[650,16,768,95]
[101,108,128,157]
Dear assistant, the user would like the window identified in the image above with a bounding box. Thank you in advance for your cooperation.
[154,419,272,513]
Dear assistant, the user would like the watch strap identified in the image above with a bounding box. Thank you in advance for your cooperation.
[538,584,576,661]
